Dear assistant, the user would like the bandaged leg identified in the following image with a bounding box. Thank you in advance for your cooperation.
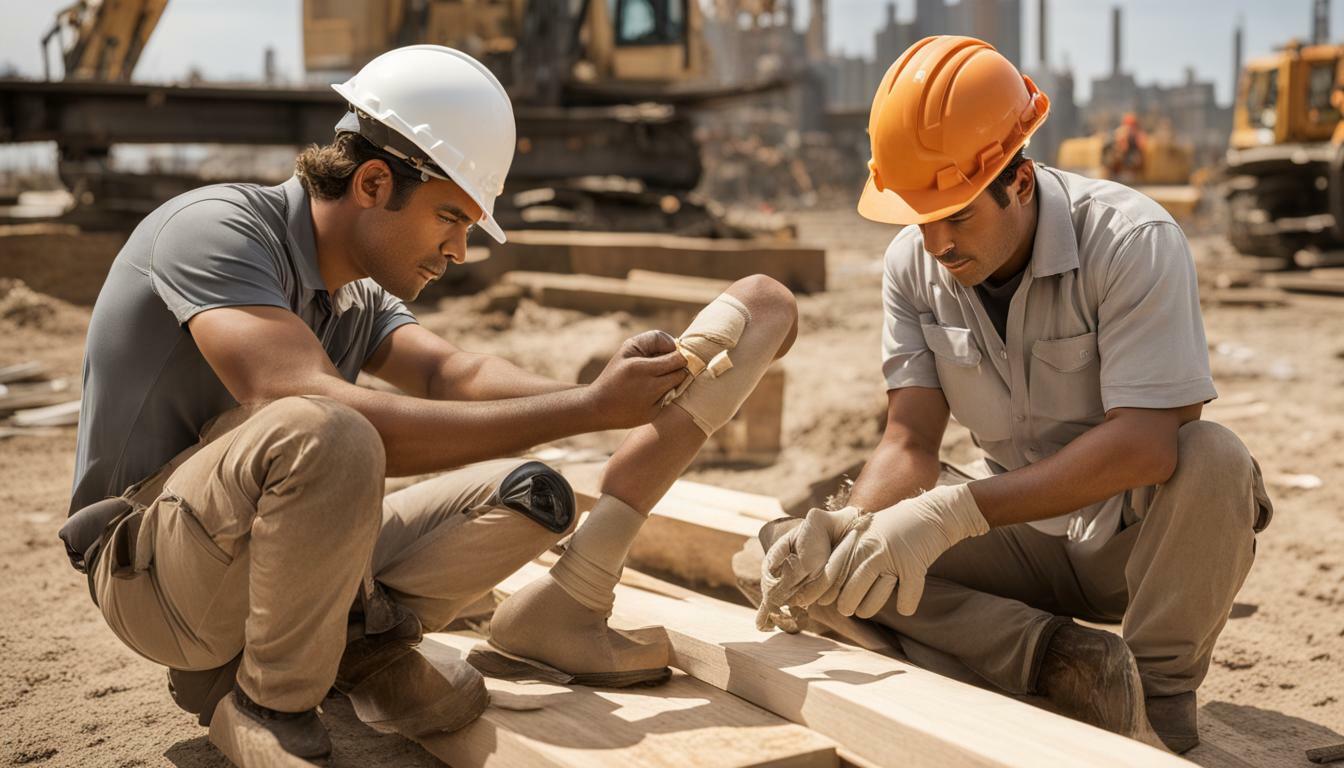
[487,279,797,686]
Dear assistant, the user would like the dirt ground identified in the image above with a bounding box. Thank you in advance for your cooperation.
[1,210,1342,767]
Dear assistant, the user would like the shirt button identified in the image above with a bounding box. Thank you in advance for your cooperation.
[1014,414,1025,423]
[999,349,1008,359]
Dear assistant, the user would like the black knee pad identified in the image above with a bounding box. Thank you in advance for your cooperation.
[495,461,575,534]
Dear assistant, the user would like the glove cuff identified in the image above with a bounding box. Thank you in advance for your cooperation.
[925,483,990,542]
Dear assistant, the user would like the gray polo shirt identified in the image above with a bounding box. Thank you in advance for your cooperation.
[880,166,1216,553]
[70,177,417,513]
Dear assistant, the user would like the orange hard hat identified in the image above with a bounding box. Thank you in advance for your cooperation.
[1123,112,1139,126]
[858,36,1050,226]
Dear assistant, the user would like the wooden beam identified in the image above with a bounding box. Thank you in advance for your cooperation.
[559,465,783,589]
[0,361,48,385]
[489,231,827,294]
[502,270,720,317]
[12,399,80,427]
[416,631,838,768]
[491,563,1190,768]
[0,379,74,415]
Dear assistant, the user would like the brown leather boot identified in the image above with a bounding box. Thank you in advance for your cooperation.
[1146,691,1199,753]
[335,612,487,737]
[208,686,331,767]
[1036,624,1164,749]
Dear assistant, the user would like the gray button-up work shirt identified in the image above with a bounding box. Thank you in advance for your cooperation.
[880,166,1217,553]
[71,177,417,512]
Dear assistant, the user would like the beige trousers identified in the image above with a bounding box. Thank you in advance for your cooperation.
[874,421,1272,698]
[93,396,573,712]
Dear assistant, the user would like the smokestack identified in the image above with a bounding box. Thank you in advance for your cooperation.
[807,0,828,62]
[1038,0,1047,68]
[1233,17,1243,102]
[1313,0,1330,44]
[1111,5,1122,76]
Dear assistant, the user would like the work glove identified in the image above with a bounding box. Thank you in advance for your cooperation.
[822,484,989,619]
[756,506,870,632]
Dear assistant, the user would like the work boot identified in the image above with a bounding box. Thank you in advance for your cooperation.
[208,686,331,767]
[335,612,487,736]
[1036,623,1165,749]
[478,572,671,687]
[1146,691,1199,754]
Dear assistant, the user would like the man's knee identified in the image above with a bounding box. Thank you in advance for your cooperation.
[1160,421,1259,529]
[727,274,799,355]
[256,396,385,520]
[1172,421,1253,482]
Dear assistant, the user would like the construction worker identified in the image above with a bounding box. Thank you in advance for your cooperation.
[1106,112,1148,182]
[751,36,1271,753]
[59,45,797,766]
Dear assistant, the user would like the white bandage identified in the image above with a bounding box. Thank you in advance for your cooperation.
[666,291,788,436]
[661,294,750,406]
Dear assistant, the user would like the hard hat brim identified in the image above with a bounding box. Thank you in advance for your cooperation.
[857,172,983,226]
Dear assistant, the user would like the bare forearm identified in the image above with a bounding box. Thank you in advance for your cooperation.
[286,372,604,475]
[429,352,574,401]
[968,412,1180,527]
[848,439,942,512]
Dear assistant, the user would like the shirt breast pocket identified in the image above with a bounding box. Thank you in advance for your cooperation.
[1029,332,1105,426]
[921,322,1010,442]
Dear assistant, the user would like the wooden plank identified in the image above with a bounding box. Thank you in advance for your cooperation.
[627,270,735,293]
[492,562,1190,768]
[503,271,721,316]
[0,361,48,385]
[490,231,827,294]
[417,631,838,768]
[1267,274,1344,296]
[559,464,772,589]
[0,379,73,415]
[12,399,80,427]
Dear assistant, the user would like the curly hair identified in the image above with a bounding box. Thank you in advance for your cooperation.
[985,148,1030,209]
[294,132,423,211]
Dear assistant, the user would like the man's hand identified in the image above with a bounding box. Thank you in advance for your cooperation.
[757,506,868,631]
[586,330,690,429]
[823,484,989,619]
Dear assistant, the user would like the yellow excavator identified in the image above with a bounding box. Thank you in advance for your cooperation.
[1222,39,1344,261]
[21,0,791,233]
[41,0,169,81]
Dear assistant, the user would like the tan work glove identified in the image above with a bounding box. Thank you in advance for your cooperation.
[756,506,870,631]
[822,484,989,619]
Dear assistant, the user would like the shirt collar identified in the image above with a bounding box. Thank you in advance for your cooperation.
[1029,166,1081,278]
[282,175,363,315]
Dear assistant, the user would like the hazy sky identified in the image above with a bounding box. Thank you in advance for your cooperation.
[0,0,1334,106]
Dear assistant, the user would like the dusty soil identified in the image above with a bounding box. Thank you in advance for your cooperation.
[1,212,1342,767]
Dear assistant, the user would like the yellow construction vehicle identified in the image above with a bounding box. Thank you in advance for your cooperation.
[16,0,790,233]
[1055,120,1200,219]
[41,0,169,81]
[1223,40,1344,260]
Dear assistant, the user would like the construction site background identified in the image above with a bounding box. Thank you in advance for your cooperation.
[3,2,1344,767]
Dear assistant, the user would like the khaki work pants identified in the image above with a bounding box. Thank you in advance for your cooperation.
[876,420,1272,698]
[93,396,572,713]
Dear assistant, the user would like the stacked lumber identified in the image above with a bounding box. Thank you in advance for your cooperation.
[474,561,1188,768]
[447,231,826,294]
[417,632,839,768]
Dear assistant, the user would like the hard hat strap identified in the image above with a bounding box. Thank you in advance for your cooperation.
[344,107,450,183]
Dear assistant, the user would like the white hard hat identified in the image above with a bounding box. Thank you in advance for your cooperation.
[332,45,516,243]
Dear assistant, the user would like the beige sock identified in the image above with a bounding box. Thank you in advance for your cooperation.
[549,494,647,615]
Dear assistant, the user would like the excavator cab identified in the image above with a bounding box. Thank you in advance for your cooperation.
[1224,40,1344,260]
